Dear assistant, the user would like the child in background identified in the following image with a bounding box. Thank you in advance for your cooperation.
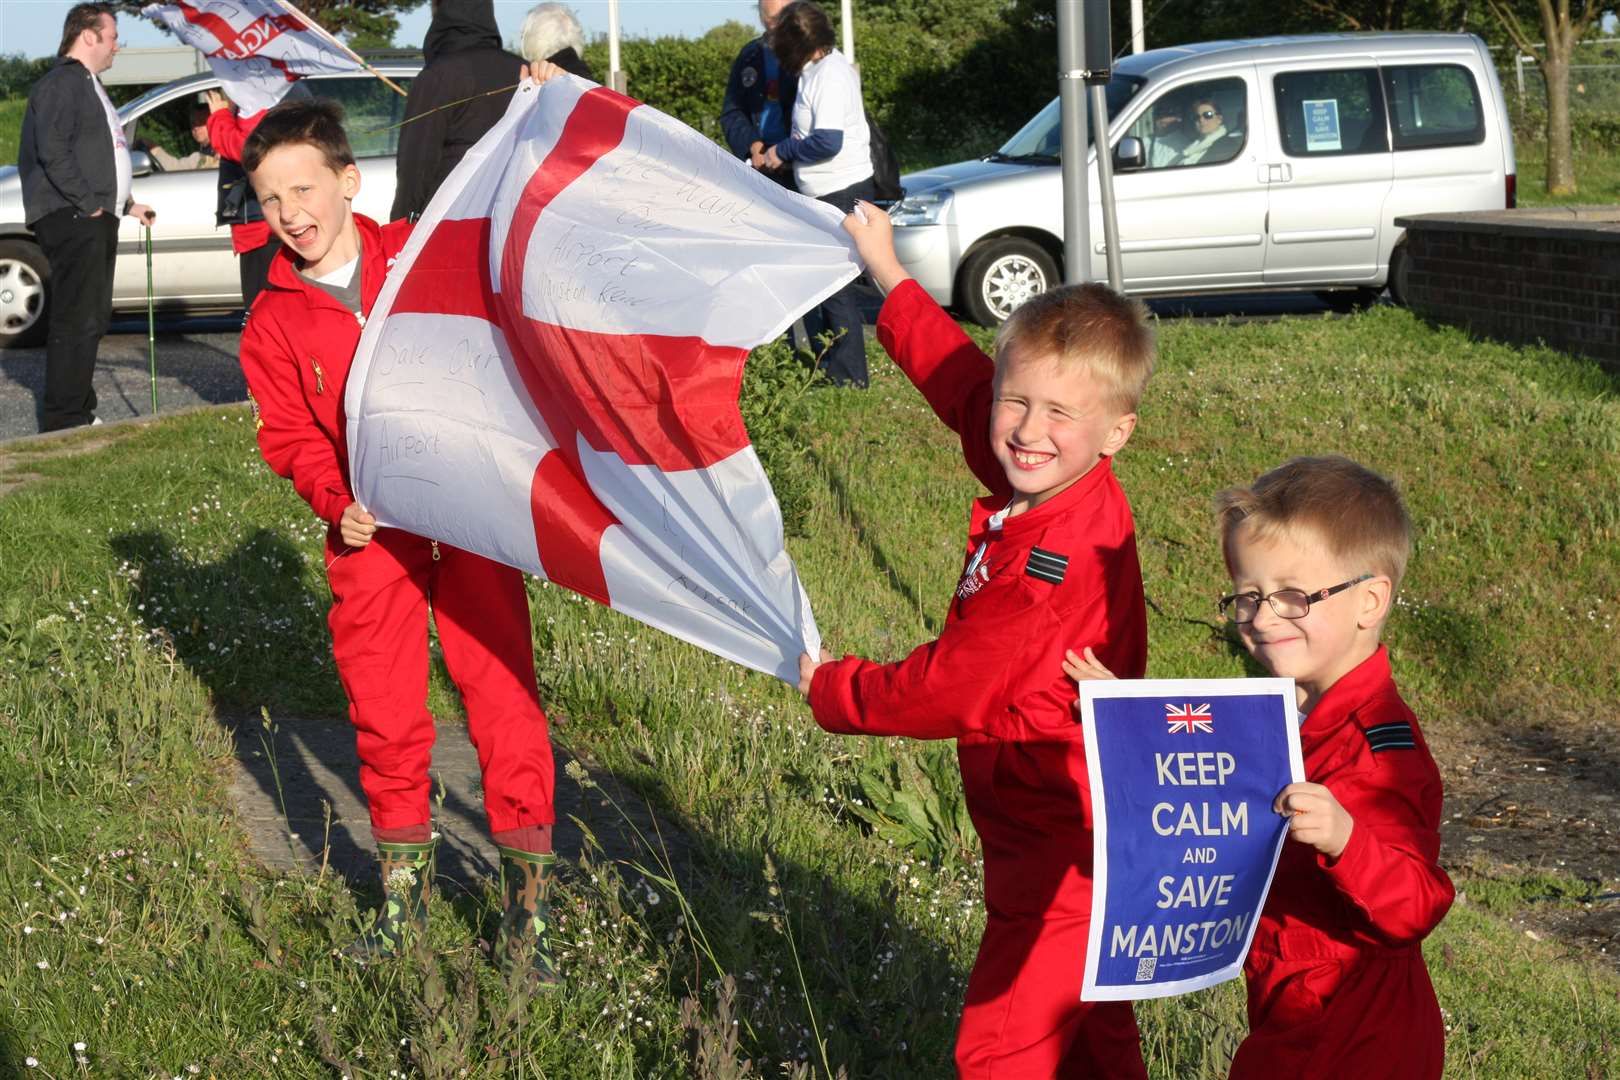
[1066,455,1453,1078]
[798,201,1155,1078]
[238,74,567,981]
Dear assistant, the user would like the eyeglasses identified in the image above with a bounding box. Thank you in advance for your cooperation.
[1218,575,1372,624]
[1196,110,1220,120]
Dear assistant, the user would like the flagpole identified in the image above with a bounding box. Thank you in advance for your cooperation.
[273,0,409,98]
[145,222,158,416]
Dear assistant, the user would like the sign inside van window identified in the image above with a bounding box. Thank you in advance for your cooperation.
[1302,99,1342,152]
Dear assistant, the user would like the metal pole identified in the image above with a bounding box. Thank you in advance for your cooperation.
[841,0,856,65]
[607,0,626,94]
[1090,83,1123,291]
[1130,0,1145,54]
[145,223,158,415]
[1057,0,1091,284]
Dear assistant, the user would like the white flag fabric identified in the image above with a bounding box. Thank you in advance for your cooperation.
[143,1,362,115]
[346,76,862,684]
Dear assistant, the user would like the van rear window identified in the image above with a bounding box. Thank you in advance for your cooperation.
[1272,68,1388,157]
[1383,65,1485,150]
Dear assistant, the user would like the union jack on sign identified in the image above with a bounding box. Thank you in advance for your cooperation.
[1165,703,1214,734]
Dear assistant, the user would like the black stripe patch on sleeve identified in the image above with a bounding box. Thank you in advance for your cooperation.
[1025,547,1069,585]
[1363,721,1416,753]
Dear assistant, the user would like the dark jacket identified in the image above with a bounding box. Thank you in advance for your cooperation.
[18,58,125,225]
[719,37,797,161]
[546,46,592,80]
[391,0,525,221]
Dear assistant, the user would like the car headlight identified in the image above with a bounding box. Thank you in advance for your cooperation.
[888,189,952,227]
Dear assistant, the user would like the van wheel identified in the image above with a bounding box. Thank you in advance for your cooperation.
[960,238,1058,325]
[1386,245,1411,306]
[1315,287,1380,314]
[0,239,49,349]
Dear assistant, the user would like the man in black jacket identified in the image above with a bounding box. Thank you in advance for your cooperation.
[391,0,526,221]
[719,0,796,190]
[19,3,155,431]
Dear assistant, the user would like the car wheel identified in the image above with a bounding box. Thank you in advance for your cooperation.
[960,238,1058,326]
[0,239,49,349]
[1386,244,1411,306]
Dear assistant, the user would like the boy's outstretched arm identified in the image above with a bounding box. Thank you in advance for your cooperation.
[842,201,912,295]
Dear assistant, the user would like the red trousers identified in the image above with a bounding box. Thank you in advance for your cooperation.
[325,528,555,835]
[956,913,1148,1078]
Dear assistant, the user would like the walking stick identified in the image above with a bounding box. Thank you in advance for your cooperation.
[145,221,157,416]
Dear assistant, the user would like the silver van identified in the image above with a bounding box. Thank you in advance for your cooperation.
[0,63,419,348]
[889,33,1516,324]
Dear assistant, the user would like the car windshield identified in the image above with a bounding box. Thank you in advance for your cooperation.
[990,75,1147,163]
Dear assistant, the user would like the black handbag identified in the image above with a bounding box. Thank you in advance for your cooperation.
[866,112,903,202]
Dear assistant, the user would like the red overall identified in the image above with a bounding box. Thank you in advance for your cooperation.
[239,213,556,841]
[809,281,1150,1078]
[1230,646,1452,1079]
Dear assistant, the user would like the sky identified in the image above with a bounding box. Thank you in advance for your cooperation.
[0,2,765,61]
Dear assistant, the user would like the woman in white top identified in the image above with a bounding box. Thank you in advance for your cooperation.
[762,1,873,387]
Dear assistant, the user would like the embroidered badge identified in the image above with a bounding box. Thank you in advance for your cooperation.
[1363,721,1416,753]
[1025,547,1069,585]
[741,65,759,88]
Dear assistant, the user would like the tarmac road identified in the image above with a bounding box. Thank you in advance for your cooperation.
[0,291,1342,443]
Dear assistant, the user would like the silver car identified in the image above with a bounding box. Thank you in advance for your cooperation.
[889,33,1516,324]
[0,63,420,348]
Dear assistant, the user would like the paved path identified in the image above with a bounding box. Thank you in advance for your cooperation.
[228,713,688,894]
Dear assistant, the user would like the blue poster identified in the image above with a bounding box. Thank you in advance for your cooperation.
[1080,678,1302,1001]
[1303,98,1342,152]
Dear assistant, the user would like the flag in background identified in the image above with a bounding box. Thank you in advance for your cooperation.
[346,75,863,684]
[142,0,361,115]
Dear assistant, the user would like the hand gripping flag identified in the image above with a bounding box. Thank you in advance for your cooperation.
[346,76,862,684]
[142,1,361,115]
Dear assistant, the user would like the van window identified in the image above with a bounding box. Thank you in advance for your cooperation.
[995,75,1146,163]
[1124,77,1248,169]
[307,76,414,158]
[1382,64,1485,150]
[1272,68,1388,157]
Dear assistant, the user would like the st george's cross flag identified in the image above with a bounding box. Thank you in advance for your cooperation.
[143,1,361,115]
[345,75,863,684]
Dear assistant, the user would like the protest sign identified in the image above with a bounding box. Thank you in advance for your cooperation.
[1079,678,1303,1000]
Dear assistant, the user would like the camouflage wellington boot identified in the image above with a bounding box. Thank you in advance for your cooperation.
[492,845,559,986]
[341,837,436,963]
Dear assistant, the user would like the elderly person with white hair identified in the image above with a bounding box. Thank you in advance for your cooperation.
[518,3,593,79]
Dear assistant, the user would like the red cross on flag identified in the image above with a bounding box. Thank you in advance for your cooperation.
[143,1,361,115]
[346,76,862,684]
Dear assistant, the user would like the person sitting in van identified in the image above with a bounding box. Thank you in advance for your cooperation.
[1147,99,1189,167]
[1175,98,1242,165]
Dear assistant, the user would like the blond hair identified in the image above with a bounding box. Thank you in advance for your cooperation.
[1215,456,1413,590]
[992,283,1156,414]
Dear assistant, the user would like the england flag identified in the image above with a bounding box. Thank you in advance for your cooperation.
[143,1,361,115]
[346,76,863,684]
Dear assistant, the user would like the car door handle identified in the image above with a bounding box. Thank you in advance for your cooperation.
[1258,163,1293,183]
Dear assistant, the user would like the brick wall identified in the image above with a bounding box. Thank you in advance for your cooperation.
[1394,209,1620,370]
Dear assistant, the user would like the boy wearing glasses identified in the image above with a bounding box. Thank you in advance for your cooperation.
[1067,455,1453,1079]
[800,202,1156,1078]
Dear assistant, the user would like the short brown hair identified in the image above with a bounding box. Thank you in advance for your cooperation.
[1215,456,1413,591]
[766,1,835,75]
[242,98,356,175]
[59,3,114,58]
[992,284,1156,413]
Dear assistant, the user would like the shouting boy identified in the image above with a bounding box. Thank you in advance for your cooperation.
[799,203,1155,1078]
[238,79,566,980]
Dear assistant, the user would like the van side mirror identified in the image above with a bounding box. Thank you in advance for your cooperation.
[1114,136,1145,171]
[129,149,155,177]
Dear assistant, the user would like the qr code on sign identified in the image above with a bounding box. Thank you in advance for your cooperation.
[1135,956,1156,982]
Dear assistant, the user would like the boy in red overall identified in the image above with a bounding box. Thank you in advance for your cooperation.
[239,87,565,980]
[1067,456,1453,1077]
[798,204,1156,1078]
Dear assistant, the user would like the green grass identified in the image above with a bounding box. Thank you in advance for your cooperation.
[1,309,1618,1077]
[0,97,23,166]
[1514,139,1620,205]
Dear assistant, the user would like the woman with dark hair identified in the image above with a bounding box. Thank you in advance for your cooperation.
[763,0,872,387]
